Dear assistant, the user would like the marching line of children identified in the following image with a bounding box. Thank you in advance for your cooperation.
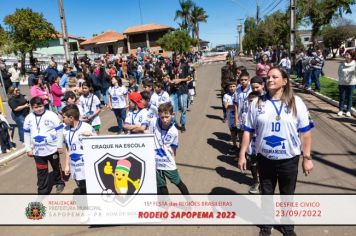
[24,67,194,194]
[221,62,267,194]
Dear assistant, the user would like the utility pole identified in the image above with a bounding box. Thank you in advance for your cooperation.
[237,19,243,53]
[58,0,70,63]
[290,0,296,68]
[256,0,260,23]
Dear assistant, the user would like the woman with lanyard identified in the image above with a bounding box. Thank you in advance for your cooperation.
[238,66,314,236]
[79,82,101,134]
[108,76,128,134]
[256,53,272,81]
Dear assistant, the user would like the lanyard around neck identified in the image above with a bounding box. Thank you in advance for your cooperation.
[68,121,82,148]
[132,109,142,124]
[270,99,283,121]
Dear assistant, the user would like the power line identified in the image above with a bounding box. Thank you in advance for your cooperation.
[260,0,288,18]
[260,0,279,16]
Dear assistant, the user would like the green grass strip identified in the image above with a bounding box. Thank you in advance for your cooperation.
[292,76,356,108]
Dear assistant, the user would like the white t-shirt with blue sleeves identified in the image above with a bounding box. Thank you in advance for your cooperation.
[148,118,179,171]
[125,109,149,131]
[244,95,314,160]
[144,103,158,129]
[63,121,96,180]
[150,91,170,107]
[23,110,64,157]
[233,84,252,128]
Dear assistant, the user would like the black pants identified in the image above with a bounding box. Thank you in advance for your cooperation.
[75,179,87,194]
[34,152,64,194]
[0,127,12,152]
[257,154,299,194]
[257,154,299,233]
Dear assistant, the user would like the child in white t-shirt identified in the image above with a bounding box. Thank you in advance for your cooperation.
[150,82,170,107]
[123,92,148,134]
[147,102,189,194]
[79,82,101,134]
[62,104,96,194]
[223,81,237,154]
[108,76,128,134]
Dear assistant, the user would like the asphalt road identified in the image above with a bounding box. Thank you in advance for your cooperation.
[0,59,355,235]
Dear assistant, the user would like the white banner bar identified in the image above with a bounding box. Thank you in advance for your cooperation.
[1,195,356,225]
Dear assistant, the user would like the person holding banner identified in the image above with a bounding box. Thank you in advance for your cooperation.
[123,92,148,134]
[62,104,96,194]
[238,67,314,236]
[147,102,189,194]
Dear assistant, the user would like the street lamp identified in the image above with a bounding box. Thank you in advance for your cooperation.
[237,24,243,53]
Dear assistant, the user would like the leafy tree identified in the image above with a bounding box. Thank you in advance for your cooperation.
[174,0,194,32]
[3,8,56,74]
[190,5,208,49]
[0,25,9,53]
[322,24,356,58]
[242,17,259,52]
[243,11,290,52]
[157,30,194,53]
[297,0,356,45]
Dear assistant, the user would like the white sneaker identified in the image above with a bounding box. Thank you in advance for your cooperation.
[346,112,351,117]
[337,111,343,116]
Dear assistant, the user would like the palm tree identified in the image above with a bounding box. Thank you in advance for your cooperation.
[190,5,208,49]
[174,0,194,32]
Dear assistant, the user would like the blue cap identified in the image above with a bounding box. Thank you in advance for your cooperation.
[33,135,47,143]
[263,135,286,148]
[70,153,83,162]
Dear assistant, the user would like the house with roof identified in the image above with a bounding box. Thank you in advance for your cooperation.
[297,30,313,49]
[81,31,126,54]
[35,33,86,55]
[123,24,174,54]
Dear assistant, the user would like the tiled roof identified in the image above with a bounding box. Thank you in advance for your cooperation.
[123,24,173,34]
[55,33,86,41]
[81,31,125,45]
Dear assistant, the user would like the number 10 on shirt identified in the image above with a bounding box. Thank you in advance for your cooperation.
[271,122,281,132]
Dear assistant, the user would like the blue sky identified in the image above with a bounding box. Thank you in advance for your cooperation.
[0,0,355,47]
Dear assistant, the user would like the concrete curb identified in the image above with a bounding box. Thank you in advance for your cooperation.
[0,147,26,166]
[291,80,356,117]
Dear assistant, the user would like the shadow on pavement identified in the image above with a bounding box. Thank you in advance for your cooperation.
[108,126,120,133]
[208,187,264,233]
[210,105,223,110]
[207,138,230,154]
[215,166,253,186]
[206,114,224,121]
[312,150,356,178]
[217,155,237,169]
[210,186,236,194]
[212,131,231,142]
[329,117,356,125]
[309,107,335,114]
[176,162,216,171]
[297,180,356,192]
